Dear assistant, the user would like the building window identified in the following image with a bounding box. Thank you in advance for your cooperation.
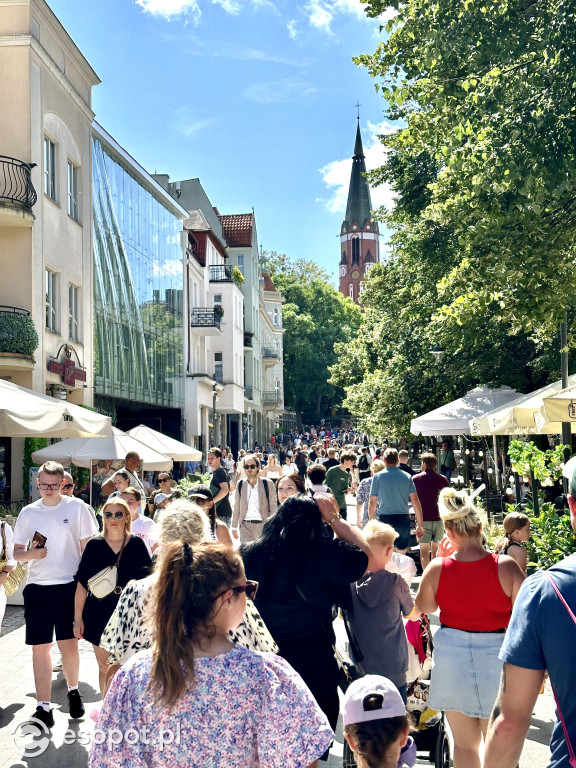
[67,161,79,220]
[365,262,372,275]
[69,283,80,341]
[46,269,58,332]
[214,352,223,382]
[351,236,360,264]
[237,254,244,275]
[213,294,222,305]
[272,307,279,327]
[44,137,56,201]
[340,264,347,277]
[349,283,354,300]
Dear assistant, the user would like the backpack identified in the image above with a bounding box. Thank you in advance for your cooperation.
[237,478,270,503]
[358,454,370,472]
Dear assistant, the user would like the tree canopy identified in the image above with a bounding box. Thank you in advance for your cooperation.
[261,252,362,424]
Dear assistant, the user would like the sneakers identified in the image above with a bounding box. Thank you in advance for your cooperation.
[31,706,55,728]
[67,689,85,719]
[52,656,63,672]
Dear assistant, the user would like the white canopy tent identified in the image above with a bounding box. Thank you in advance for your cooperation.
[127,424,202,462]
[31,427,172,470]
[411,386,522,437]
[0,379,111,437]
[541,382,576,427]
[470,374,576,436]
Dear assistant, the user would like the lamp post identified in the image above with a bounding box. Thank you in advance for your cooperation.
[430,344,446,364]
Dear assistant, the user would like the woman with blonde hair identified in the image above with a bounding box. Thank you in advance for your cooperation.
[414,487,525,768]
[493,511,530,573]
[74,498,151,696]
[90,542,333,768]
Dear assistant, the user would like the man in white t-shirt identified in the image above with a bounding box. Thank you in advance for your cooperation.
[121,487,157,555]
[13,461,98,727]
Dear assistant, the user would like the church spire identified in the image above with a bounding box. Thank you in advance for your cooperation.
[343,121,374,230]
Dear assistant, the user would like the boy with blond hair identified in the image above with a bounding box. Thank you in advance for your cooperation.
[348,520,419,702]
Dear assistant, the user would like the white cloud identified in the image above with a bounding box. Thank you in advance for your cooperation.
[287,19,300,40]
[136,0,202,22]
[305,0,369,33]
[319,121,397,214]
[212,0,241,13]
[243,78,319,104]
[173,106,216,135]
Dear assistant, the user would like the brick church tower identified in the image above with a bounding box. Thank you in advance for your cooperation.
[339,121,379,303]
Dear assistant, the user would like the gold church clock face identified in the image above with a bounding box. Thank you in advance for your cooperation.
[351,269,360,279]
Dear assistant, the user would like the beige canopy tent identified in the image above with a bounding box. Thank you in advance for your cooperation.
[470,374,576,435]
[0,379,112,437]
[127,424,202,462]
[541,383,576,427]
[31,427,172,470]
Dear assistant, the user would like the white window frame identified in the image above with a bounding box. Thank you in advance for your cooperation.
[67,160,79,221]
[44,137,56,201]
[237,254,244,275]
[349,284,354,300]
[69,283,80,341]
[272,307,279,327]
[46,269,58,332]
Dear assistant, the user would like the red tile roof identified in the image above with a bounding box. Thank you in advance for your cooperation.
[219,213,253,247]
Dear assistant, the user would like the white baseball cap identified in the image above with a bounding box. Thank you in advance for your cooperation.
[342,676,406,726]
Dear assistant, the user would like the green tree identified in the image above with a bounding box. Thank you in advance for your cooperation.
[357,0,576,338]
[262,252,362,424]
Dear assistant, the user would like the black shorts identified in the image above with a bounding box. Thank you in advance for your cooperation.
[23,581,76,645]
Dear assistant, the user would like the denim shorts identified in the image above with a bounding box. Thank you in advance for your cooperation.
[378,514,410,549]
[428,626,505,718]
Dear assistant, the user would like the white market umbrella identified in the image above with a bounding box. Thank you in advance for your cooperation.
[31,427,172,470]
[127,424,202,462]
[541,382,576,428]
[471,374,576,435]
[0,379,111,437]
[411,386,522,436]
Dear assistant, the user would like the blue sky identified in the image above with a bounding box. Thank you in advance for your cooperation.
[48,0,395,282]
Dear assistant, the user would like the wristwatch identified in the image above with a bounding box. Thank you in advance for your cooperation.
[328,513,342,526]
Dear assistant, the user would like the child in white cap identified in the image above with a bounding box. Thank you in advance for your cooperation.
[342,675,417,768]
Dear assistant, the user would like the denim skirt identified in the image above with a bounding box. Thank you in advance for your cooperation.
[428,627,504,718]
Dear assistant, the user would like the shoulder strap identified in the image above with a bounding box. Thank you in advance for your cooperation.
[546,572,576,767]
[238,479,244,497]
[114,535,129,568]
[1,522,6,559]
[262,478,270,502]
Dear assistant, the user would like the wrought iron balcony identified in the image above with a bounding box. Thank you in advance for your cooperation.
[190,308,221,330]
[244,331,254,348]
[209,265,233,282]
[262,390,281,404]
[263,346,280,359]
[0,156,37,210]
[0,305,38,357]
[244,386,254,400]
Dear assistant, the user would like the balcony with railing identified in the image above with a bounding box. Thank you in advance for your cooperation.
[262,346,281,364]
[244,385,254,400]
[209,265,233,283]
[0,156,37,227]
[262,390,282,405]
[0,305,38,370]
[190,308,222,335]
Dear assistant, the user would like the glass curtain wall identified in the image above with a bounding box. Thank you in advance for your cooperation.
[92,137,184,408]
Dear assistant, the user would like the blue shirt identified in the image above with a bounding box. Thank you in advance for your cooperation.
[369,466,416,516]
[500,554,576,768]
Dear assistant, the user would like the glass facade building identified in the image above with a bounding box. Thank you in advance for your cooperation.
[92,128,185,418]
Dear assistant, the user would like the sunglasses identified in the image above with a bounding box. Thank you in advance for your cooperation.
[244,464,258,470]
[217,580,258,601]
[159,478,171,483]
[103,511,126,519]
[62,483,74,490]
[38,483,62,490]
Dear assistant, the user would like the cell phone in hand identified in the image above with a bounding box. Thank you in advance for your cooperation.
[32,531,47,548]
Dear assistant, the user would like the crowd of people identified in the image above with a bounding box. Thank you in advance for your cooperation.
[0,429,574,768]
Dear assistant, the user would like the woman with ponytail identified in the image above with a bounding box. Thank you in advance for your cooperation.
[90,541,332,768]
[413,487,525,768]
[493,511,530,574]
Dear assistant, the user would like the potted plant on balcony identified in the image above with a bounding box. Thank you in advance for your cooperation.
[213,304,224,320]
[0,311,39,357]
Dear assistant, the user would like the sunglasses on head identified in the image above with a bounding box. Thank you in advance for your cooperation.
[217,580,258,601]
[103,511,126,519]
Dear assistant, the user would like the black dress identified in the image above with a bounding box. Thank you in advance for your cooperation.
[76,535,151,646]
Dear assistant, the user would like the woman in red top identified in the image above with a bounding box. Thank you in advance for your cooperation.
[414,488,524,768]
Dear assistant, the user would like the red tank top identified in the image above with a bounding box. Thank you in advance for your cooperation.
[436,553,512,631]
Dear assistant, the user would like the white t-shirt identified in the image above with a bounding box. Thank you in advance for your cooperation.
[244,482,262,523]
[130,514,157,555]
[1,521,16,596]
[13,496,98,586]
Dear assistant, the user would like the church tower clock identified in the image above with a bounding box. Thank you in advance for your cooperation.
[339,119,379,303]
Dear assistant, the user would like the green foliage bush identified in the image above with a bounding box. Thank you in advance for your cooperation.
[0,312,38,356]
[523,502,576,571]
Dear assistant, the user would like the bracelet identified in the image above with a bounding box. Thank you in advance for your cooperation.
[73,619,82,624]
[328,513,342,526]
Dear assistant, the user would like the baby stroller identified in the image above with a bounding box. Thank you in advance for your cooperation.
[406,615,451,768]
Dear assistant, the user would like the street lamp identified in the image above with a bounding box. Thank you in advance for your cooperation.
[430,344,446,364]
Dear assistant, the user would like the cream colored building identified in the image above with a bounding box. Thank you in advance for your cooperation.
[0,0,99,497]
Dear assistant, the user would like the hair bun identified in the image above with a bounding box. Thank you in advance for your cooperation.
[438,487,474,521]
